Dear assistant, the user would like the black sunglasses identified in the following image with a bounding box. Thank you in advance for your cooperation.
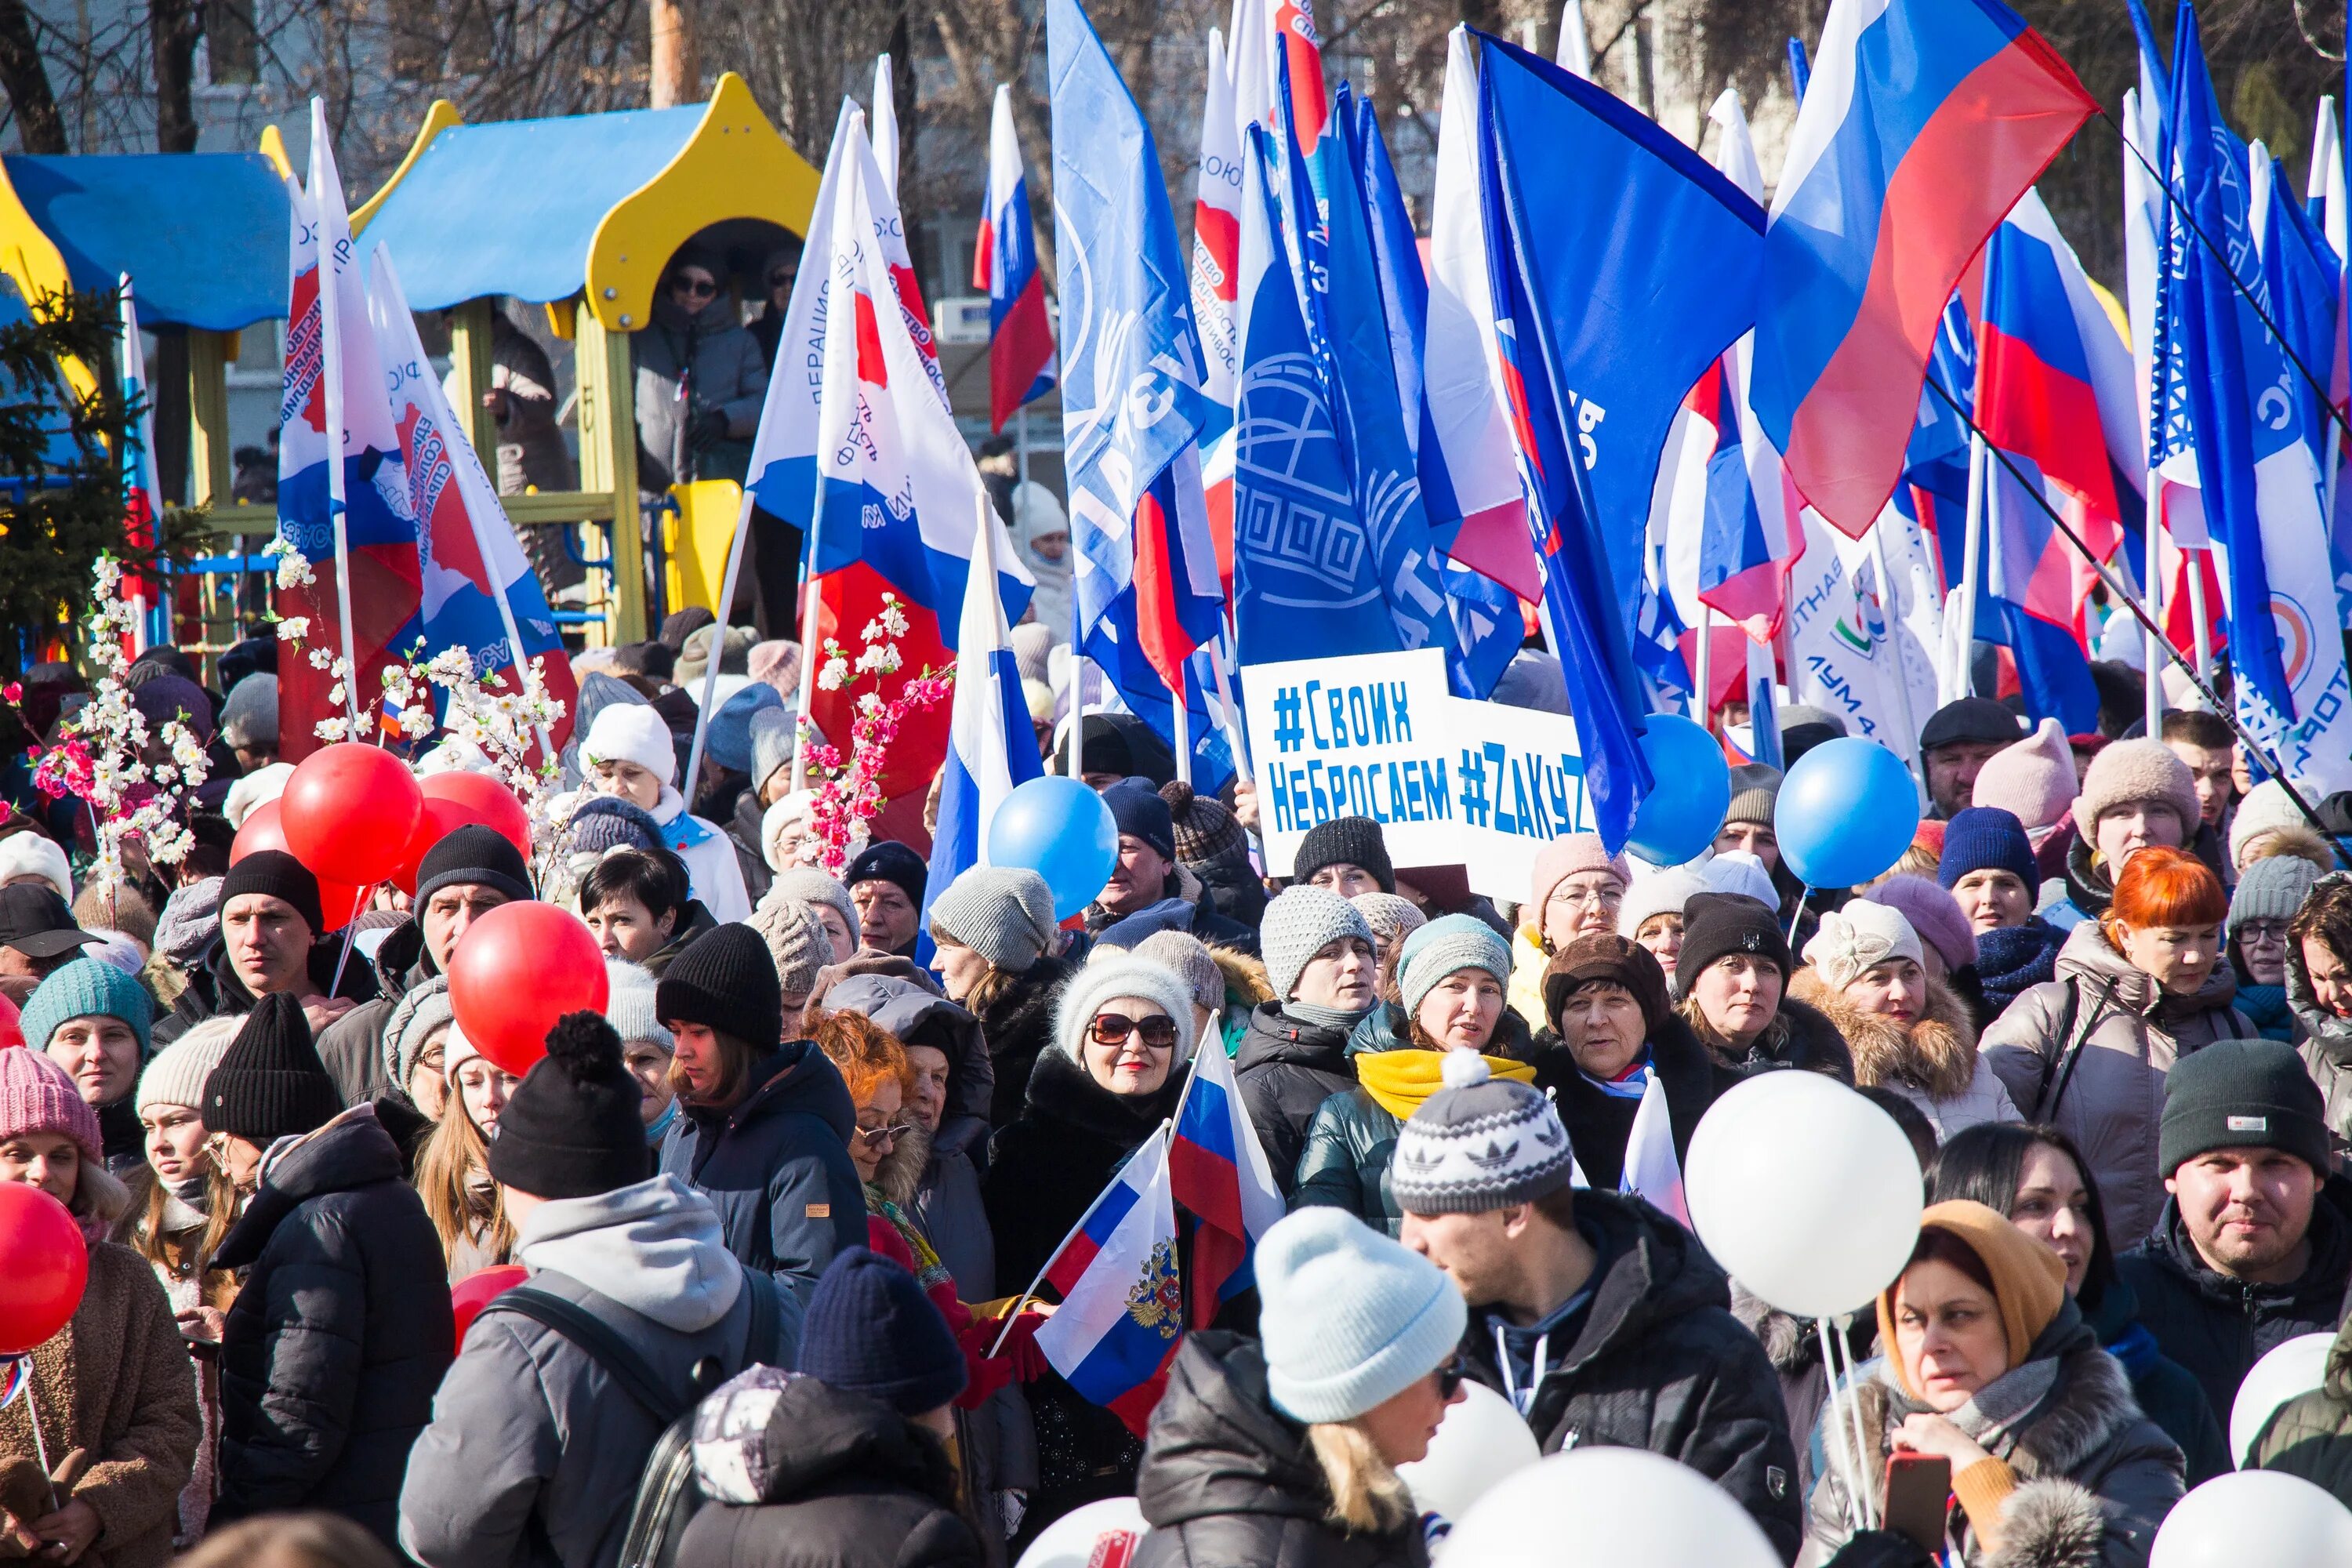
[673,276,720,297]
[1436,1353,1468,1399]
[767,271,794,289]
[1088,1012,1179,1050]
[851,1120,914,1149]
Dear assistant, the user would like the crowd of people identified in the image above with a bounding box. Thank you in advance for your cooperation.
[6,622,2352,1568]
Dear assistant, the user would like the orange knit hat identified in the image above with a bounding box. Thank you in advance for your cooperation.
[1876,1200,2067,1398]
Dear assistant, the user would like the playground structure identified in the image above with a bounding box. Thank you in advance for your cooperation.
[0,72,818,651]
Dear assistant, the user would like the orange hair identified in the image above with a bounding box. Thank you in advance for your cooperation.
[810,1007,913,1108]
[2104,845,2227,937]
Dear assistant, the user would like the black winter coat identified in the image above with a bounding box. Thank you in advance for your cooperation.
[662,1040,869,1305]
[315,917,434,1107]
[1235,1004,1358,1200]
[1459,1190,1802,1560]
[1534,1013,1717,1192]
[975,952,1075,1129]
[2115,1178,2352,1434]
[1134,1334,1427,1568]
[210,1104,455,1547]
[2085,1276,2230,1486]
[154,932,379,1047]
[674,1377,983,1568]
[984,1047,1189,1542]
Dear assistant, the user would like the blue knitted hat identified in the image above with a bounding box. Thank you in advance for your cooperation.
[707,682,784,775]
[1937,807,2038,894]
[799,1248,968,1417]
[1257,1207,1467,1423]
[23,955,154,1056]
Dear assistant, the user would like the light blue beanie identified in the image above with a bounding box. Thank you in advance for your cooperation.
[1255,1207,1468,1424]
[23,955,154,1057]
[1398,914,1512,1019]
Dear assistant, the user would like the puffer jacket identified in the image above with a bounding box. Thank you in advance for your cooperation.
[2114,1179,2352,1436]
[975,953,1075,1128]
[398,1176,799,1568]
[660,1040,869,1305]
[1235,1003,1359,1199]
[2288,906,2352,1160]
[726,787,775,909]
[824,973,999,1298]
[210,1105,454,1547]
[1505,920,1551,1035]
[633,293,768,490]
[1791,968,2019,1142]
[2253,1310,2352,1504]
[1134,1334,1427,1568]
[1534,1012,1717,1192]
[1291,1007,1537,1236]
[1798,1307,2183,1568]
[1459,1190,1802,1559]
[316,916,434,1107]
[0,1243,201,1568]
[1983,923,2251,1248]
[673,1372,983,1568]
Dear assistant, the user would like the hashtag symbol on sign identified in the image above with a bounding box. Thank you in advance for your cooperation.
[1457,746,1490,829]
[1272,686,1306,755]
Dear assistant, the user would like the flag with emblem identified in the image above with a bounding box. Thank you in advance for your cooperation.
[1035,1128,1183,1437]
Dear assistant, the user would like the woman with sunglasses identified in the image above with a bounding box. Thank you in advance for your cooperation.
[633,241,766,492]
[1134,1207,1466,1568]
[983,955,1197,1547]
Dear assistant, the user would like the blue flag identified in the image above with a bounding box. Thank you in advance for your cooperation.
[1477,53,1653,853]
[1047,0,1210,648]
[1475,34,1768,608]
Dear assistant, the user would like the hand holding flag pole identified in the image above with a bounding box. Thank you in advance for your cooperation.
[986,1121,1174,1359]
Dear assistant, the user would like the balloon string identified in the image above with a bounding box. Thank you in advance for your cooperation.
[20,1374,57,1517]
[328,884,376,997]
[1830,1313,1879,1534]
[1786,887,1808,948]
[1815,1315,1871,1537]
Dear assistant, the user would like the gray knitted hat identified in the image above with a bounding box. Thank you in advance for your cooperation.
[929,866,1057,973]
[1352,892,1426,947]
[1397,913,1512,1019]
[1054,955,1200,1065]
[604,958,673,1052]
[769,868,857,949]
[1133,929,1221,1014]
[748,706,797,794]
[1390,1053,1577,1214]
[1261,886,1375,1002]
[750,895,829,999]
[2230,854,2322,935]
[219,673,279,749]
[381,976,456,1093]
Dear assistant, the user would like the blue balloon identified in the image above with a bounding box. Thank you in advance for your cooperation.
[1624,713,1732,866]
[1774,738,1922,889]
[986,776,1120,921]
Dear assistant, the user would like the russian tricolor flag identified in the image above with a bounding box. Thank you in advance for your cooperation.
[118,275,162,654]
[975,85,1057,435]
[1751,0,2094,537]
[365,249,579,750]
[1170,1016,1284,1327]
[924,490,1042,924]
[1036,1131,1183,1438]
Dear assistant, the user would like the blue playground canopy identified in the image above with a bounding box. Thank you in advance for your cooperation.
[3,153,288,331]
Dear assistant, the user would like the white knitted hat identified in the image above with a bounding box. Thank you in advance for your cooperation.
[1802,901,1925,993]
[0,832,71,902]
[2229,780,2307,873]
[1053,955,1199,1065]
[223,762,293,831]
[604,958,673,1053]
[136,1016,240,1114]
[1617,868,1708,941]
[582,703,678,787]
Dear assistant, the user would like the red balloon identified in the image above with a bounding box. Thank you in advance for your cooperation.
[228,801,365,932]
[278,742,423,887]
[0,1183,89,1354]
[446,902,608,1076]
[450,1264,529,1344]
[390,798,477,897]
[0,994,21,1051]
[419,771,533,863]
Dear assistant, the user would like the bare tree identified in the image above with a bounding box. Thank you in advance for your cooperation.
[0,0,67,151]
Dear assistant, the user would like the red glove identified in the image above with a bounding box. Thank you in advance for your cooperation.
[995,1311,1051,1383]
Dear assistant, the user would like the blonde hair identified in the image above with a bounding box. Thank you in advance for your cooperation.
[1307,1421,1417,1535]
[414,1101,511,1268]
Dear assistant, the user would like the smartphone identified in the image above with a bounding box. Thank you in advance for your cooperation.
[1882,1451,1951,1553]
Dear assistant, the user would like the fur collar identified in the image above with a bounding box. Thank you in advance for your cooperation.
[1845,1336,2141,1501]
[870,1120,931,1208]
[1790,967,1980,1101]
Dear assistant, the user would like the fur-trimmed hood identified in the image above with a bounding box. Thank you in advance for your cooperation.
[1790,965,1980,1101]
[1803,1310,2185,1568]
[868,1117,931,1209]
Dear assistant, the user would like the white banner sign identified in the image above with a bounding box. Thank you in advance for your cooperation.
[1243,650,1596,902]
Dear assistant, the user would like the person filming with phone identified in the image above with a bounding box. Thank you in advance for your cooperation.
[1798,1200,2183,1568]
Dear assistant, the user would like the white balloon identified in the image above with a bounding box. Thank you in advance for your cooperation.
[2151,1469,2352,1566]
[2230,1333,2336,1468]
[1683,1070,1923,1319]
[1439,1448,1780,1567]
[1399,1380,1541,1523]
[1014,1497,1150,1568]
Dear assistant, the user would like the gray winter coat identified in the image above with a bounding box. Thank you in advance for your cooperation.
[398,1176,800,1568]
[1798,1310,2183,1568]
[633,296,767,491]
[1982,923,2251,1250]
[2287,895,2352,1160]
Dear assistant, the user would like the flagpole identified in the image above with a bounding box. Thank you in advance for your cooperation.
[310,100,360,724]
[2143,481,2164,735]
[1926,372,2345,848]
[1690,604,1711,727]
[1172,686,1192,786]
[684,491,756,795]
[1208,626,1252,775]
[986,1122,1174,1358]
[1951,434,1986,701]
[2186,552,2212,681]
[1017,404,1029,485]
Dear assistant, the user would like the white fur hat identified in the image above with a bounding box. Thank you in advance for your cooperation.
[0,830,71,902]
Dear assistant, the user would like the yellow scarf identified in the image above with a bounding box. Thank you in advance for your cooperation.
[1354,1049,1537,1120]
